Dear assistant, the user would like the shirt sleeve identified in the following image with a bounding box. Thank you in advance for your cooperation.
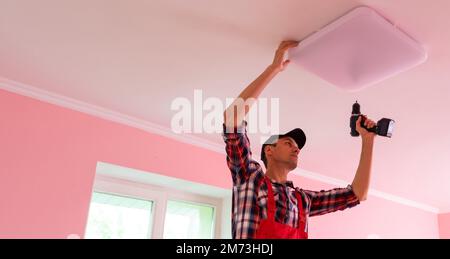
[222,121,262,185]
[302,185,360,217]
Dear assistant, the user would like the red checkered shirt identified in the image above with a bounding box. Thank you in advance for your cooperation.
[223,122,360,239]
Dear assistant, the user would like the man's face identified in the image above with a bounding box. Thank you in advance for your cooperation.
[269,137,300,170]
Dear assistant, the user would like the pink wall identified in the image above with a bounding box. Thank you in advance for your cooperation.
[0,89,439,238]
[0,89,229,238]
[438,213,450,238]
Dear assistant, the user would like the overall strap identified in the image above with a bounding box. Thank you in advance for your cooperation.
[264,177,276,220]
[295,191,305,230]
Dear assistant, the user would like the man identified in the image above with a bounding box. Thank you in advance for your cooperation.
[223,41,376,239]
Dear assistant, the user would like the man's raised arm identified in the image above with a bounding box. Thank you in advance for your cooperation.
[223,41,299,129]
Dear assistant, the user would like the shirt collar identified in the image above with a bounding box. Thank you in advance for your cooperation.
[285,181,294,188]
[271,179,295,188]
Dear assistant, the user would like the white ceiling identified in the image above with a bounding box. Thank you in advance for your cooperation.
[1,0,449,212]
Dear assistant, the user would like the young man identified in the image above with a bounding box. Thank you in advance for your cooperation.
[223,41,376,239]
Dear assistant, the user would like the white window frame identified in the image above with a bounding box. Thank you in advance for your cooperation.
[86,162,231,239]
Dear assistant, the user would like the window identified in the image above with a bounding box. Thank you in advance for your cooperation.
[89,162,232,239]
[163,200,215,239]
[85,192,153,239]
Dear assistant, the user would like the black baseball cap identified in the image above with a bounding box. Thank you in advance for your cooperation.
[260,128,306,163]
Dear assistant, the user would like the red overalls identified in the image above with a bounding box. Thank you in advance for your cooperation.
[255,177,308,239]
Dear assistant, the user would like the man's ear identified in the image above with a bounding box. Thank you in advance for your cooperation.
[265,145,273,157]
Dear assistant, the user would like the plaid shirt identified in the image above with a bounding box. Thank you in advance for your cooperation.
[223,122,360,239]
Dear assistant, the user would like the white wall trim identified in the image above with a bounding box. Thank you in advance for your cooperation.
[293,169,440,213]
[0,76,440,214]
[0,76,224,153]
